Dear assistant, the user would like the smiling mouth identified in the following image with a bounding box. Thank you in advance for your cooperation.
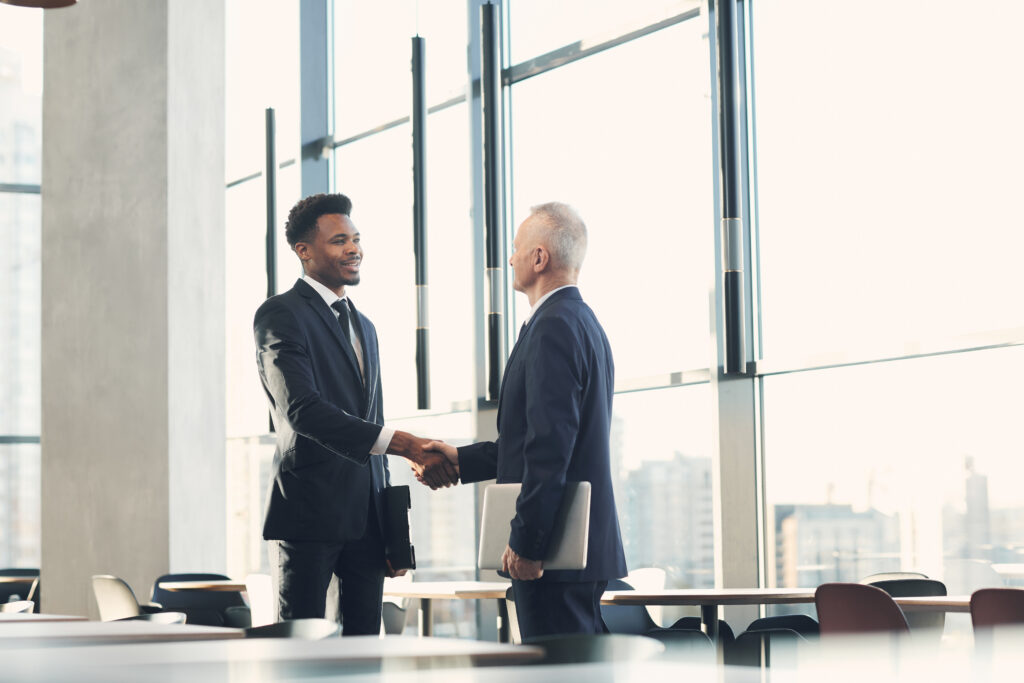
[341,260,361,268]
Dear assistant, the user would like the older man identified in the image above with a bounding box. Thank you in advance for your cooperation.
[429,202,627,641]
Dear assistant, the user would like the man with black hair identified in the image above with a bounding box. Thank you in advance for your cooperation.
[254,192,456,633]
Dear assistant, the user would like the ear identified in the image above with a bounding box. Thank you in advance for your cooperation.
[294,242,311,262]
[533,246,549,272]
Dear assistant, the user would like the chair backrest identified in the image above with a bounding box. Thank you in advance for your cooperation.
[0,568,39,604]
[860,571,928,584]
[625,567,667,625]
[92,575,142,621]
[530,633,665,664]
[245,573,274,627]
[245,618,340,639]
[815,583,910,636]
[970,588,1024,629]
[600,579,658,635]
[667,616,737,644]
[0,600,34,613]
[726,628,805,668]
[504,586,522,645]
[746,614,820,637]
[866,577,947,633]
[26,577,41,613]
[381,602,407,635]
[150,573,245,626]
[117,611,188,625]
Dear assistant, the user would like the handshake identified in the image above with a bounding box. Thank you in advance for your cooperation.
[387,431,460,490]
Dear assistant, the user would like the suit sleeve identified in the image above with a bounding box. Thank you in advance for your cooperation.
[457,440,499,484]
[508,316,584,561]
[254,298,382,465]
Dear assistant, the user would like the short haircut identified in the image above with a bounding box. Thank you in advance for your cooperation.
[285,193,353,247]
[529,202,588,272]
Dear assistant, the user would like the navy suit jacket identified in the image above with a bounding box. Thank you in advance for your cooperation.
[254,278,389,543]
[458,287,628,582]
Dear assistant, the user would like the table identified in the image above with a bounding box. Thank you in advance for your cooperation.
[158,579,246,592]
[0,620,244,647]
[0,612,88,624]
[893,595,970,613]
[383,581,512,640]
[0,575,37,584]
[5,634,544,682]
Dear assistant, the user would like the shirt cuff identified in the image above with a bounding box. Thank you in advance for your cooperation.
[370,425,395,456]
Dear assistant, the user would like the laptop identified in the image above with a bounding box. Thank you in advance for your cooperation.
[477,481,591,571]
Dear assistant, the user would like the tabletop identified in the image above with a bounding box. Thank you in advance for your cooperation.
[0,612,88,624]
[383,581,512,600]
[158,579,246,592]
[4,634,545,682]
[0,620,244,647]
[601,587,817,606]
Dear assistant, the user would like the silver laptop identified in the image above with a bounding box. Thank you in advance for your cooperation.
[478,481,591,571]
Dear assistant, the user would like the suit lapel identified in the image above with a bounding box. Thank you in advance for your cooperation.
[297,280,364,384]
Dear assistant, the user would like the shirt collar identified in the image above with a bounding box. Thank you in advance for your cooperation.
[524,285,576,323]
[302,274,348,308]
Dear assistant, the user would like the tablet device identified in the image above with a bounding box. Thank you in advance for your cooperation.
[477,481,590,571]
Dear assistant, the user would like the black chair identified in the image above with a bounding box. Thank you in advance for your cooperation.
[245,618,340,639]
[0,568,39,606]
[866,577,946,635]
[529,633,665,665]
[600,579,659,634]
[116,611,188,624]
[815,583,910,636]
[726,627,806,668]
[382,602,407,635]
[150,573,248,627]
[744,614,819,637]
[666,615,737,646]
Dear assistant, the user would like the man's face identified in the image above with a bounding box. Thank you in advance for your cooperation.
[508,218,538,294]
[298,213,363,291]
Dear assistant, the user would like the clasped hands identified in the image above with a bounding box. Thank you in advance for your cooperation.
[387,431,460,490]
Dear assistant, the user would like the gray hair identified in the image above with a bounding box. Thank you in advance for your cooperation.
[528,202,588,272]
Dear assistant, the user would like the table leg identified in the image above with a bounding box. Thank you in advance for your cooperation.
[701,604,720,642]
[418,598,433,637]
[496,598,510,643]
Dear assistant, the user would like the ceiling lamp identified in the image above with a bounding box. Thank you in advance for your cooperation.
[0,0,77,8]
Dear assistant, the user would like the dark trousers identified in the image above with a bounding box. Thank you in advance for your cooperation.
[512,579,609,643]
[270,505,386,636]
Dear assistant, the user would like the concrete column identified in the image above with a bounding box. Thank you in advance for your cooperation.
[40,0,225,617]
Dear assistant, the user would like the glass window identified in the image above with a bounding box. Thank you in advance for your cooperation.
[335,124,418,417]
[507,0,700,64]
[334,0,467,139]
[763,346,1024,595]
[0,6,42,185]
[509,20,714,378]
[225,0,300,182]
[0,444,40,567]
[753,0,1024,360]
[613,384,713,624]
[0,193,40,436]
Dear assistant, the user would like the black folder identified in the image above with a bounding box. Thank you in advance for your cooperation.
[382,485,416,570]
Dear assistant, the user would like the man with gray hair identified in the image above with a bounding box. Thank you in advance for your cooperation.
[427,202,627,640]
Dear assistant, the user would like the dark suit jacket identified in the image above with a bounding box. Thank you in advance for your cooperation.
[458,287,628,582]
[254,278,389,543]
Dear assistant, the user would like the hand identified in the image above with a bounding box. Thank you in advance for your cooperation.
[501,544,543,581]
[413,440,460,490]
[387,431,458,489]
[385,558,407,579]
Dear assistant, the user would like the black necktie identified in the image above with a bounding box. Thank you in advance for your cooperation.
[331,299,351,342]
